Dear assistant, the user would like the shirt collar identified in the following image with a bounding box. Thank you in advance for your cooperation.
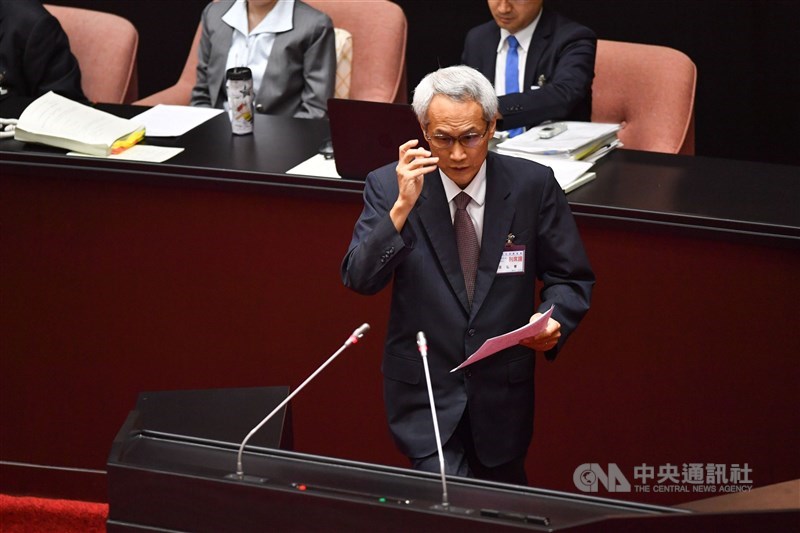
[439,160,488,206]
[223,0,294,36]
[496,9,542,53]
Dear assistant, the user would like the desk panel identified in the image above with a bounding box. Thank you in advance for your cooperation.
[1,105,798,505]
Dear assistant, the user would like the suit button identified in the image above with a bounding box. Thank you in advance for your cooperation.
[255,103,264,112]
[467,329,476,337]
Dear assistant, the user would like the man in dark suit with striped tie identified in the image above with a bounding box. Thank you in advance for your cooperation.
[462,0,596,135]
[341,65,594,485]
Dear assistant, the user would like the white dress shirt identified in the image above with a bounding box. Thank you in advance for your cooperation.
[440,161,488,247]
[222,0,294,97]
[493,11,542,96]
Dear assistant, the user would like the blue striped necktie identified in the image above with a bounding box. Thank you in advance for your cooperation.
[505,36,525,138]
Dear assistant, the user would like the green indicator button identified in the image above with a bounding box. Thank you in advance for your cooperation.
[378,497,387,503]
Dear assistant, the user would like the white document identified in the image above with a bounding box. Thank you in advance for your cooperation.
[498,121,620,158]
[68,144,184,163]
[15,91,144,156]
[285,153,341,178]
[496,149,594,191]
[131,105,224,137]
[451,305,554,372]
[562,171,596,193]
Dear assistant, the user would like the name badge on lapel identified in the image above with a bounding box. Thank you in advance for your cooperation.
[497,233,525,275]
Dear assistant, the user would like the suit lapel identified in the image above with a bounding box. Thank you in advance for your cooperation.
[470,153,515,318]
[524,8,555,90]
[478,27,502,83]
[417,157,516,318]
[209,24,233,108]
[416,174,472,314]
[257,25,294,104]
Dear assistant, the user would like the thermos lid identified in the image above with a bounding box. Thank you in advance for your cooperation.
[226,67,253,81]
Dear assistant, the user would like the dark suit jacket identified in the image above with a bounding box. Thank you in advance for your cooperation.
[191,0,335,119]
[461,8,596,129]
[0,0,84,101]
[342,152,594,467]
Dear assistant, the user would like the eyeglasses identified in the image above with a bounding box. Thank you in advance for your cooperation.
[424,123,490,149]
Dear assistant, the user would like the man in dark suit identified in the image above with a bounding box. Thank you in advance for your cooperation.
[0,0,85,101]
[341,66,594,485]
[462,0,596,132]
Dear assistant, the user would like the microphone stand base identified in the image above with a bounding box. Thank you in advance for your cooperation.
[431,503,475,515]
[224,473,268,484]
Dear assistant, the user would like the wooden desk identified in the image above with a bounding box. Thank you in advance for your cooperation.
[1,102,798,505]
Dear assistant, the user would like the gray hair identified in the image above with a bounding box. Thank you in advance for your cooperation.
[411,65,498,128]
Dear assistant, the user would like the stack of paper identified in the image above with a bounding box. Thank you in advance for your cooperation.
[500,152,597,193]
[14,91,145,156]
[497,121,620,160]
[495,121,622,193]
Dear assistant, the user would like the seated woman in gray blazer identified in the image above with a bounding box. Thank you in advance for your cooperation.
[191,0,336,119]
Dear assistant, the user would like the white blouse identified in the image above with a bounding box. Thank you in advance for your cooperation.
[221,0,295,96]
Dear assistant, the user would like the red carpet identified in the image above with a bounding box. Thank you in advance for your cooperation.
[0,494,107,532]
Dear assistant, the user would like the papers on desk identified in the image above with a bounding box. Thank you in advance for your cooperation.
[67,144,184,162]
[14,91,145,156]
[499,121,620,160]
[287,120,621,191]
[451,305,554,372]
[496,121,622,193]
[500,152,597,192]
[130,105,224,137]
[285,153,341,178]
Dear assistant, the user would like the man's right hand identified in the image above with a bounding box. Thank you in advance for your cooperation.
[390,139,438,232]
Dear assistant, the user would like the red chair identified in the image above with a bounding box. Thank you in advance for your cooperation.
[44,4,139,104]
[305,0,407,103]
[136,0,407,106]
[591,40,697,155]
[135,23,202,106]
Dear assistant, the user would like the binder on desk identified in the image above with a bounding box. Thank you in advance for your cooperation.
[497,121,620,161]
[14,91,145,156]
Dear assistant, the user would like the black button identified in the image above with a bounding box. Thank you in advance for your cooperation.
[255,104,264,112]
[467,329,476,337]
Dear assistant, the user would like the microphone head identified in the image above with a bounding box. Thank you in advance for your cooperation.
[416,331,427,348]
[346,323,370,345]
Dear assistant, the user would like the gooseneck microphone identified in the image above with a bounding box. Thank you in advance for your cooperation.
[417,331,449,508]
[232,323,370,479]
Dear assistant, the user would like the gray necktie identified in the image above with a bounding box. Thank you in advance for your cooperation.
[454,191,480,307]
